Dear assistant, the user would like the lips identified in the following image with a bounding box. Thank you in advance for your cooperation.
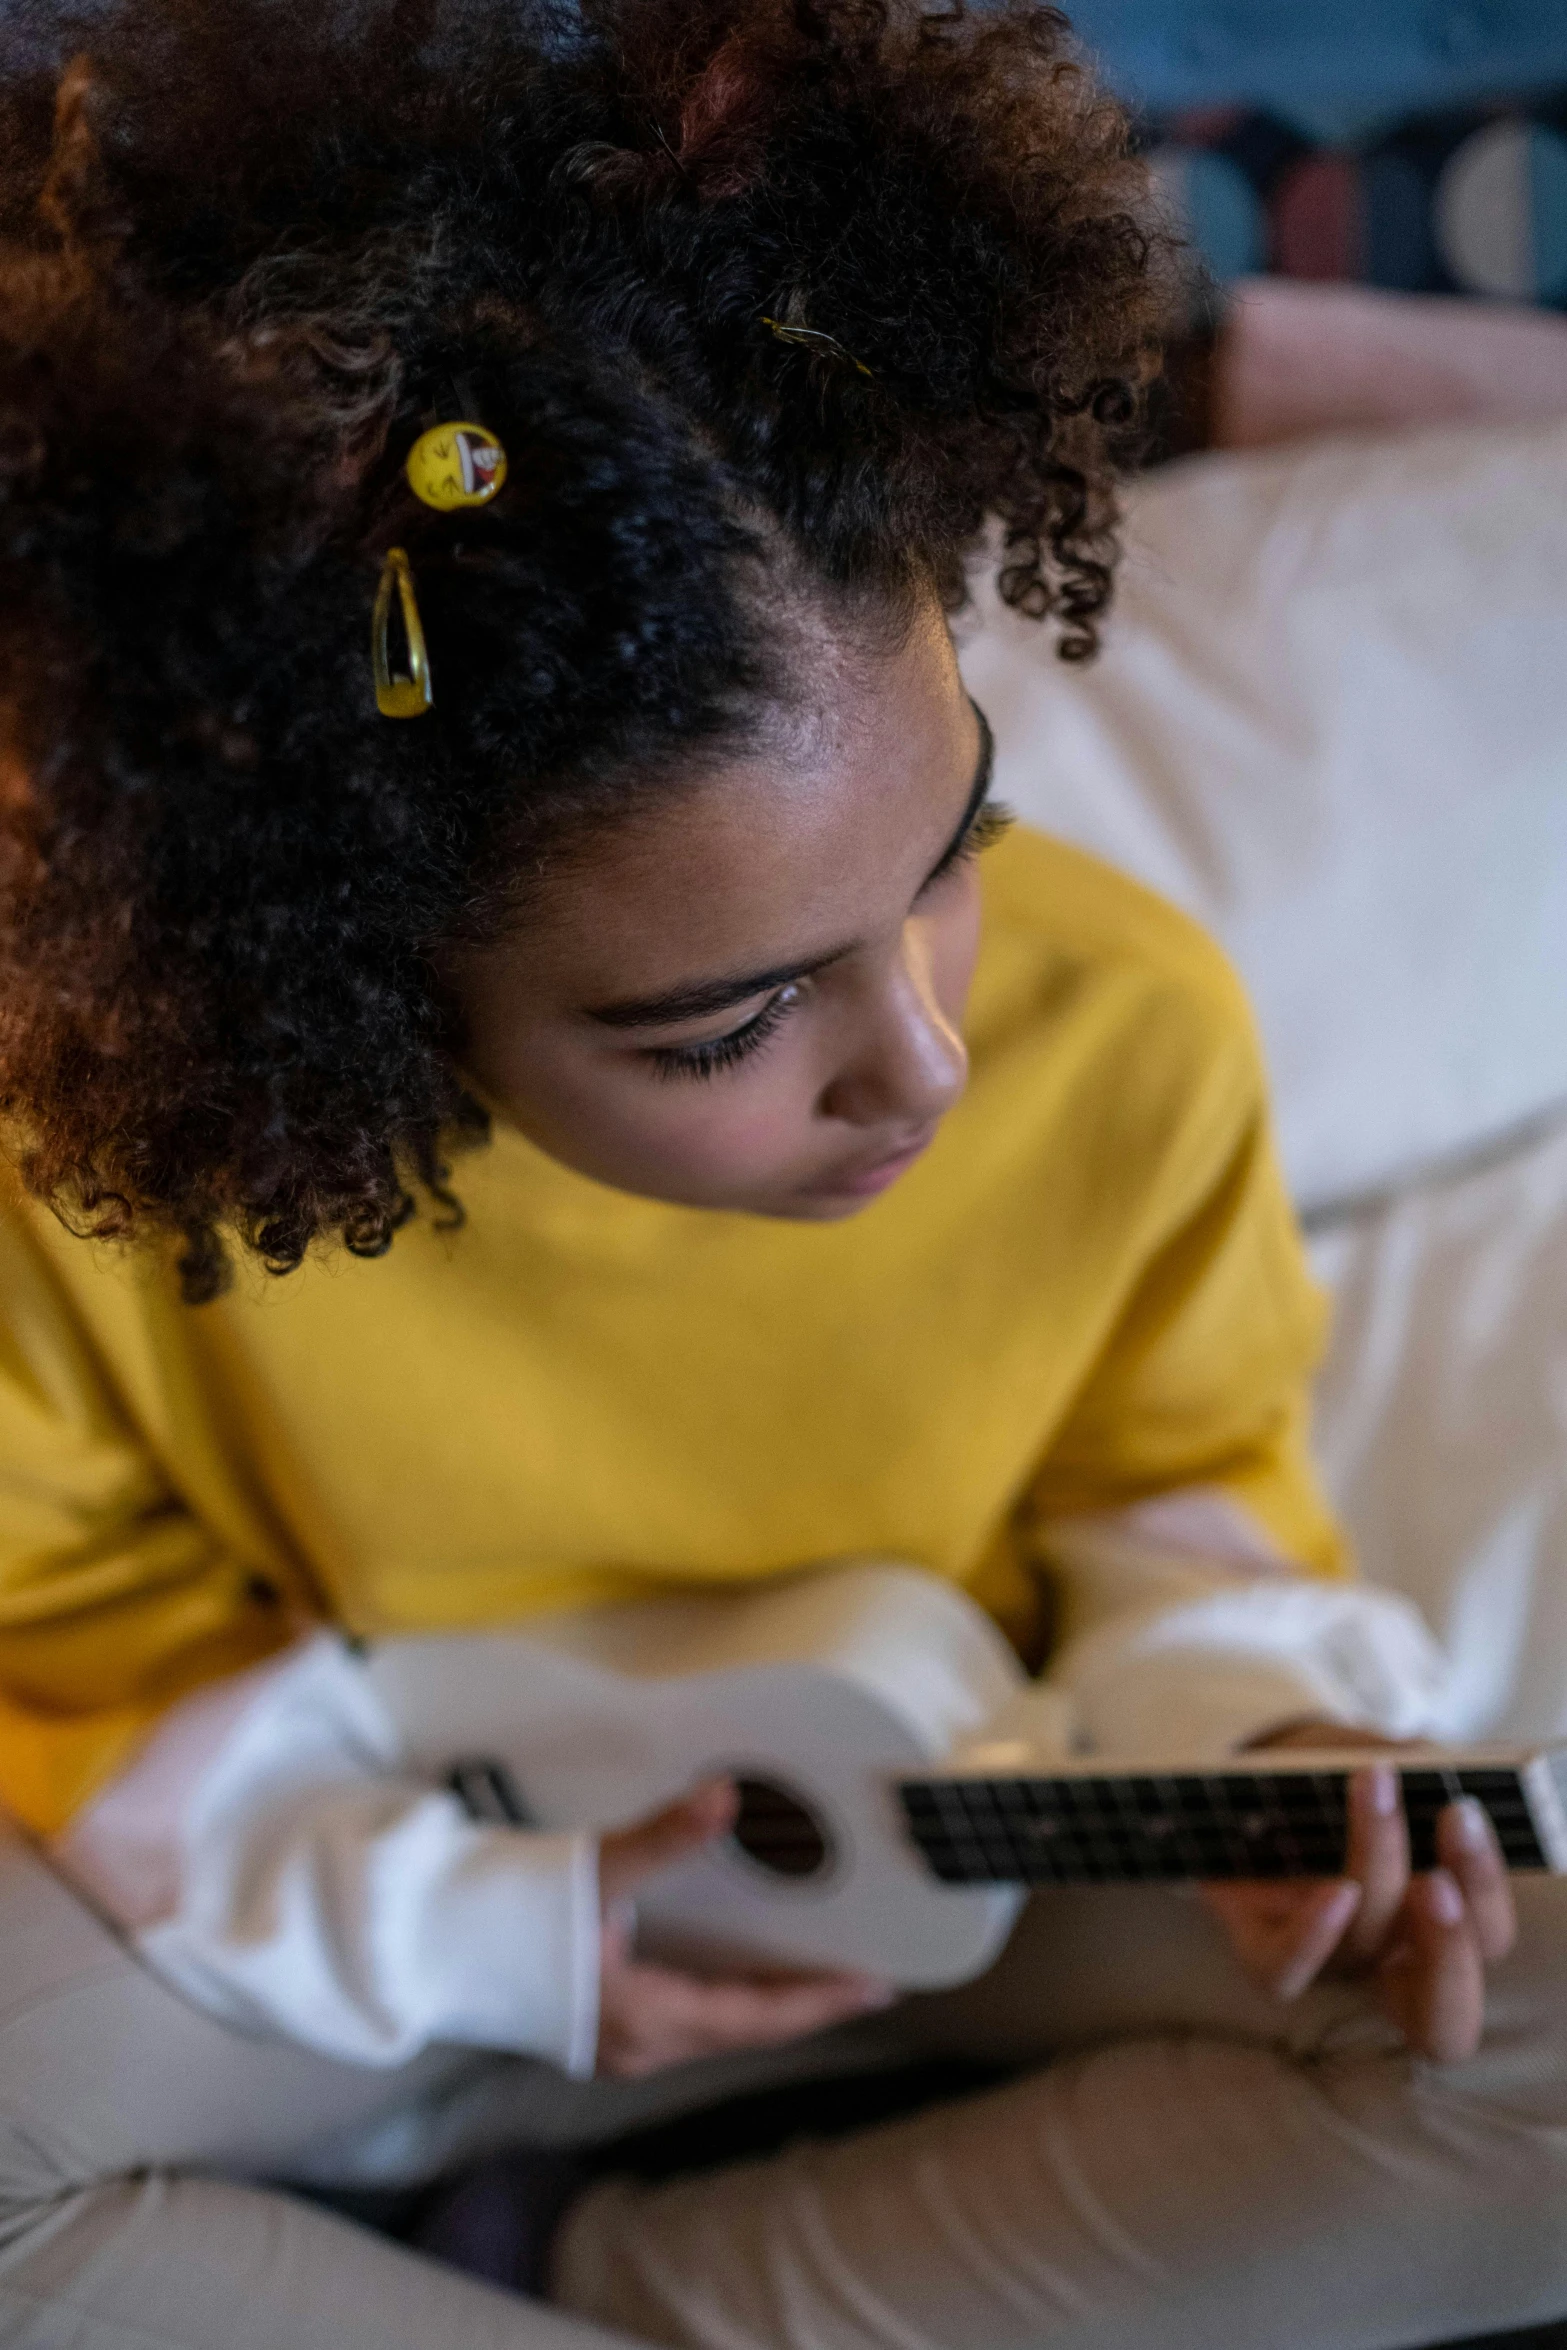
[809,1124,940,1200]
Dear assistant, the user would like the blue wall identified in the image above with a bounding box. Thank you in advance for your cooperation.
[1067,2,1567,128]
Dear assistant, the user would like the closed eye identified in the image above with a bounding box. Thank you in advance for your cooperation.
[644,982,804,1082]
[644,798,1011,1081]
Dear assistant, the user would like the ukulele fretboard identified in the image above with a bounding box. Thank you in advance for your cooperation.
[898,1751,1567,1886]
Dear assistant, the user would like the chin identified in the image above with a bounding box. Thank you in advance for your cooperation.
[751,1190,871,1223]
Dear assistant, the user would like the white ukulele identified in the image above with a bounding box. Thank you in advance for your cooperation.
[368,1561,1567,1990]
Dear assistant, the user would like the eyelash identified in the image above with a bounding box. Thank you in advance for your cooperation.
[925,797,1013,887]
[646,985,802,1082]
[645,799,1014,1082]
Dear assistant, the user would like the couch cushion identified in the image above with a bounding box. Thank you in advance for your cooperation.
[1309,1111,1567,1740]
[958,420,1567,1213]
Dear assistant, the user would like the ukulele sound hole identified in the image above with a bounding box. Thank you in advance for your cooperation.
[729,1776,835,1881]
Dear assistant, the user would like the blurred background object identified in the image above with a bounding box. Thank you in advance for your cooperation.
[1061,1,1567,456]
[1143,99,1567,313]
[1068,0,1567,131]
[1206,276,1567,446]
[1074,0,1567,311]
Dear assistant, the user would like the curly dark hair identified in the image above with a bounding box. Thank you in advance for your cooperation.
[0,0,1167,1301]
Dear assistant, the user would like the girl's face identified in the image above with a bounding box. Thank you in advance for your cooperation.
[449,603,998,1218]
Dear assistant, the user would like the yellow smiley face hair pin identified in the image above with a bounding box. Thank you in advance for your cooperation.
[405,420,508,510]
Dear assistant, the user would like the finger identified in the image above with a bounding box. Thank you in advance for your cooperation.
[1337,1764,1411,1967]
[688,1970,896,2054]
[1197,1880,1299,1984]
[598,1779,738,1905]
[1379,1870,1486,2064]
[1437,1798,1517,1965]
[1199,1880,1360,1999]
[624,1962,892,2063]
[1270,1879,1363,2001]
[599,1964,892,2076]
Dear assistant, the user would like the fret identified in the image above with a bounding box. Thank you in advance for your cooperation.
[898,1752,1567,1886]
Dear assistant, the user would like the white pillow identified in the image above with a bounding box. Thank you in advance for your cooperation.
[957,420,1567,1214]
[1310,1113,1567,1743]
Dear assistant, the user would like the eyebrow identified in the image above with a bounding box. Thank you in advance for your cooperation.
[587,702,996,1031]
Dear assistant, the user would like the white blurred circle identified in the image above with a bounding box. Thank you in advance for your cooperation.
[1436,119,1567,301]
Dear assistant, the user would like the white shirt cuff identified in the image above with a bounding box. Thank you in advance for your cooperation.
[139,1795,601,2074]
[55,1634,603,2074]
[370,1807,600,2074]
[1055,1581,1452,1760]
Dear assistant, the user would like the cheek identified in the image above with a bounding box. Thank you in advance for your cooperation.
[926,867,984,1017]
[505,1030,823,1200]
[612,1073,801,1180]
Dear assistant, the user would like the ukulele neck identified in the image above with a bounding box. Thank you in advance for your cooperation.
[899,1748,1567,1885]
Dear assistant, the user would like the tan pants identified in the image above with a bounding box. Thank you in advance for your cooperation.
[4,1820,1567,2350]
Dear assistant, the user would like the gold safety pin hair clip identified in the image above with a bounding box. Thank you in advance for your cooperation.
[372,417,510,719]
[761,314,873,378]
[372,547,432,719]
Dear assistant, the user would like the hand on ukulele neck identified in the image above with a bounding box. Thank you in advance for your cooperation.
[1203,1723,1516,2062]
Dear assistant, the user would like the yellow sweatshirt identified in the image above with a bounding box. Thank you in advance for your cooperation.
[0,827,1347,1840]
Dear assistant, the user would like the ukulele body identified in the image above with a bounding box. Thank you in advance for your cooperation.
[369,1561,1036,1988]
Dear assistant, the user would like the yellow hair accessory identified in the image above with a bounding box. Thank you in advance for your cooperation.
[372,547,433,719]
[405,420,509,510]
[761,315,872,378]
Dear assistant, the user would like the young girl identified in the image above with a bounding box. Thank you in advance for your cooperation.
[0,7,1555,2348]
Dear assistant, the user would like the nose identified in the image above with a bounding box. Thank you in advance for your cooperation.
[817,921,969,1131]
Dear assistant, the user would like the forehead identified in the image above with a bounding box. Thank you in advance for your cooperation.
[517,607,975,1005]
